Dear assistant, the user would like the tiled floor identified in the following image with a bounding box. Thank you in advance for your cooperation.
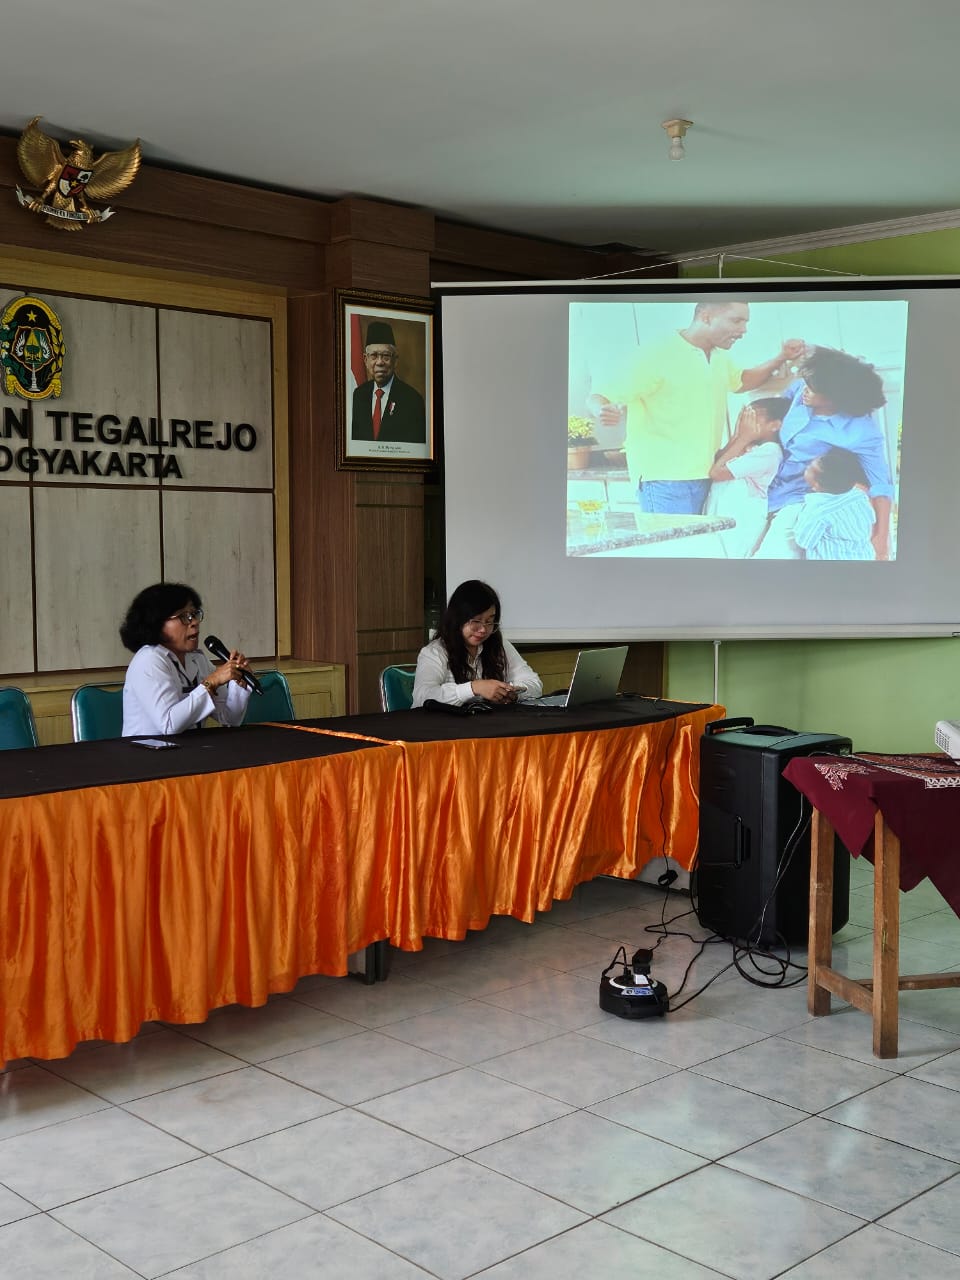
[3,861,960,1279]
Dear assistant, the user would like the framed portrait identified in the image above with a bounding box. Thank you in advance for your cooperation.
[336,289,435,471]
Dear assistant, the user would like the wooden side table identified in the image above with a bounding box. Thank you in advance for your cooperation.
[787,753,960,1059]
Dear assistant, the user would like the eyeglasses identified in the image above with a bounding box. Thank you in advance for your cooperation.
[466,617,498,633]
[167,608,204,625]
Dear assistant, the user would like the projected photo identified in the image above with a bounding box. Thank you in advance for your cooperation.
[567,299,907,561]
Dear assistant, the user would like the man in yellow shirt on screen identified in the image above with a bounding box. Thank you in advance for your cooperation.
[586,302,805,515]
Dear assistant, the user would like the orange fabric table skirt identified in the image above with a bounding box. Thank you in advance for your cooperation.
[1,702,720,1064]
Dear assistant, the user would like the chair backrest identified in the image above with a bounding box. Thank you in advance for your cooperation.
[379,664,417,712]
[71,684,124,742]
[0,686,39,750]
[242,670,295,724]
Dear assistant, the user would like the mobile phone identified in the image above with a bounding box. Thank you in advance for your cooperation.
[129,737,181,750]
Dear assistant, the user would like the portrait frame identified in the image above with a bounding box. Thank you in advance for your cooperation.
[336,289,435,471]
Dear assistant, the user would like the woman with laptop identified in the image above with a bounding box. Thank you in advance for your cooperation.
[412,580,542,707]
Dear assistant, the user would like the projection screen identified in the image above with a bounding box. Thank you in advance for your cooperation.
[436,279,960,641]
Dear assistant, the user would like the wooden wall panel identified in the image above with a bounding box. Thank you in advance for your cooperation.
[33,487,161,670]
[158,311,274,490]
[163,490,276,658]
[0,487,34,674]
[356,493,425,632]
[287,292,358,690]
[325,241,431,296]
[330,199,435,253]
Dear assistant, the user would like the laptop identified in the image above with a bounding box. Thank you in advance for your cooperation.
[523,645,628,708]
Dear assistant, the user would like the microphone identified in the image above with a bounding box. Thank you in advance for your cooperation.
[203,634,264,696]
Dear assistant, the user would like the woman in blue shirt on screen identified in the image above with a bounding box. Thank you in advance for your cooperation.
[754,346,893,560]
[412,580,542,707]
[120,582,251,736]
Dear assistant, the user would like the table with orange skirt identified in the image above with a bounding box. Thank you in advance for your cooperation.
[0,697,719,1065]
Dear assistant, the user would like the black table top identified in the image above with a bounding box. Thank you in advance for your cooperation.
[0,697,707,801]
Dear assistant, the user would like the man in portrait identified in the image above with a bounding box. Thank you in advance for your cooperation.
[351,319,427,444]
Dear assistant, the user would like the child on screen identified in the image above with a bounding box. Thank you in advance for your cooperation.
[793,447,876,561]
[704,397,790,558]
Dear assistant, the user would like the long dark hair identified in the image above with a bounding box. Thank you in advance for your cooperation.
[120,582,201,652]
[435,579,506,683]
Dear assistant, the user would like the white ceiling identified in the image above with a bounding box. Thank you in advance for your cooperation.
[3,0,960,257]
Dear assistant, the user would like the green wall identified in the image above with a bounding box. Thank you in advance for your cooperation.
[667,227,960,751]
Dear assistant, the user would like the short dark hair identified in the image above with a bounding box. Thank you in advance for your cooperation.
[749,396,791,425]
[693,300,747,321]
[120,582,202,652]
[814,447,869,494]
[435,579,506,684]
[800,347,886,417]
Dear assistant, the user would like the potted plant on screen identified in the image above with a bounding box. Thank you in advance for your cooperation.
[568,416,596,470]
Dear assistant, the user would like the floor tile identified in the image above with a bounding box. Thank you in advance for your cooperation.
[219,1107,452,1208]
[823,1075,960,1161]
[378,999,557,1064]
[290,971,466,1026]
[51,1157,311,1278]
[0,1106,198,1209]
[327,1157,586,1280]
[780,1004,959,1071]
[828,933,960,980]
[493,924,630,973]
[690,969,814,1034]
[42,1029,242,1103]
[693,1031,896,1111]
[477,1030,676,1106]
[381,947,558,999]
[264,1028,458,1104]
[899,909,960,945]
[175,997,363,1062]
[170,1212,434,1278]
[0,1183,38,1228]
[543,878,661,923]
[478,971,607,1030]
[909,1046,960,1091]
[471,1109,704,1213]
[591,1071,806,1159]
[778,1222,960,1278]
[359,1066,572,1152]
[878,1173,960,1256]
[604,1164,861,1280]
[577,903,705,944]
[123,1064,340,1150]
[581,1005,766,1068]
[479,1218,728,1279]
[0,1065,108,1140]
[722,1116,957,1219]
[0,1214,140,1278]
[898,986,960,1034]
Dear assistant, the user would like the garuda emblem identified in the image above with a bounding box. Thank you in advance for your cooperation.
[15,116,141,231]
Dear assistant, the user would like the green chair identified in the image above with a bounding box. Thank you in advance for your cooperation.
[71,684,124,742]
[242,670,295,724]
[378,664,417,712]
[0,687,39,749]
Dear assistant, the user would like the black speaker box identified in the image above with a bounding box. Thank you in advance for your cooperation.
[697,718,851,946]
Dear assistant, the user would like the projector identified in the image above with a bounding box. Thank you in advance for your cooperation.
[934,719,960,759]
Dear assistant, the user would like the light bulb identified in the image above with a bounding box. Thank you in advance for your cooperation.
[669,136,685,161]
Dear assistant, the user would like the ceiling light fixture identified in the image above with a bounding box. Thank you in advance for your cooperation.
[661,118,693,161]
